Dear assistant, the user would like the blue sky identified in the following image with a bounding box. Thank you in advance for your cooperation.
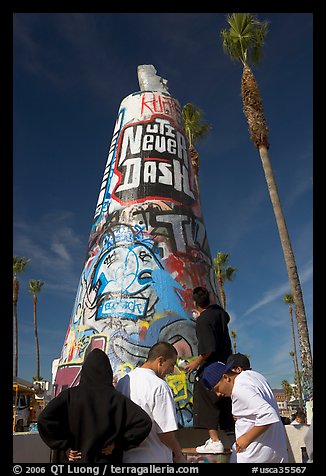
[13,12,313,389]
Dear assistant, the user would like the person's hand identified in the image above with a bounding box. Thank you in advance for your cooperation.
[235,435,250,453]
[184,360,198,374]
[102,442,115,455]
[173,452,186,463]
[66,448,82,461]
[192,309,200,319]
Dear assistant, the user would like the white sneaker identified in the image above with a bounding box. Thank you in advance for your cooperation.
[195,438,225,454]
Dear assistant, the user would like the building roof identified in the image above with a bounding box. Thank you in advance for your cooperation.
[13,376,34,389]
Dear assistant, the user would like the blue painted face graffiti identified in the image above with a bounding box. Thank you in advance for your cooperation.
[92,241,162,322]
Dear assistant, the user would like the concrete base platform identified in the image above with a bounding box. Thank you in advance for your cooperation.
[182,448,231,463]
[176,427,234,463]
[176,427,235,449]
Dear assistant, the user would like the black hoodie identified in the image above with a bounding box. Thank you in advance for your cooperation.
[37,349,152,463]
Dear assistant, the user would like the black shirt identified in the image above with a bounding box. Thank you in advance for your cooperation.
[196,304,232,370]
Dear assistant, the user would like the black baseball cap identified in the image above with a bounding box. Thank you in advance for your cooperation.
[226,353,251,370]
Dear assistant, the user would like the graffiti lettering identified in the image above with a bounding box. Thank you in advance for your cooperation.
[143,161,172,185]
[94,109,125,222]
[140,92,182,122]
[114,117,195,205]
[118,119,188,164]
[155,212,209,256]
[98,297,148,320]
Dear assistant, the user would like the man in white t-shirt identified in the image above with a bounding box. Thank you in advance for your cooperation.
[116,341,185,463]
[201,360,288,463]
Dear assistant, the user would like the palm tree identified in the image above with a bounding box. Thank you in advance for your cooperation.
[182,103,210,195]
[230,329,237,353]
[220,13,313,393]
[28,279,44,381]
[281,379,294,405]
[213,251,237,309]
[284,294,304,409]
[13,256,30,377]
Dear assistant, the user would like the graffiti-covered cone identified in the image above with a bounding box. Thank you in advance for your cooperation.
[53,66,220,425]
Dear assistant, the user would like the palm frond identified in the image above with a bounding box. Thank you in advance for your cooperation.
[220,13,269,66]
[13,256,31,274]
[29,279,44,294]
[182,103,210,146]
[283,293,294,305]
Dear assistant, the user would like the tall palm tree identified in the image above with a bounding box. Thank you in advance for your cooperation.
[230,329,237,353]
[220,13,313,393]
[284,294,304,409]
[182,103,210,195]
[213,251,237,309]
[13,256,30,377]
[28,279,44,381]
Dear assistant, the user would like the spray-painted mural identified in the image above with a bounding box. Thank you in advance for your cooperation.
[53,66,220,426]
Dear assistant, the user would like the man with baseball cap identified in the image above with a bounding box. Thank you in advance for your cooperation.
[202,361,288,463]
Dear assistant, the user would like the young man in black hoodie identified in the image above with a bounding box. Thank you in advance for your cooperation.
[184,286,233,454]
[37,348,152,463]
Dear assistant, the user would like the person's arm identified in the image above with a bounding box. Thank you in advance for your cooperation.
[117,395,152,451]
[235,424,272,452]
[184,352,211,373]
[158,431,186,463]
[37,390,73,452]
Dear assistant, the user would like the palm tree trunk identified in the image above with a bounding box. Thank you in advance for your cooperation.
[13,277,19,377]
[13,303,18,377]
[189,145,200,197]
[233,337,237,353]
[289,306,304,408]
[33,296,40,380]
[259,144,313,393]
[217,274,226,309]
[242,64,269,149]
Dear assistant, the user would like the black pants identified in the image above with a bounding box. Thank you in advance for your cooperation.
[193,378,234,431]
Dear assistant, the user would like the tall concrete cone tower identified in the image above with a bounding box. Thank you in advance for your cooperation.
[53,65,220,425]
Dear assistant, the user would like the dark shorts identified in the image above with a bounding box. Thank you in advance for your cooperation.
[192,378,234,430]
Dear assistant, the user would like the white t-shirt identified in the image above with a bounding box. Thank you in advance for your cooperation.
[230,370,288,463]
[116,367,178,463]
